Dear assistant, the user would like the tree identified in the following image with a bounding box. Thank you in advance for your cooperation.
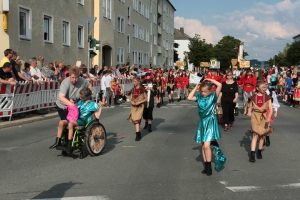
[188,34,214,67]
[269,43,291,67]
[286,41,300,65]
[214,36,245,69]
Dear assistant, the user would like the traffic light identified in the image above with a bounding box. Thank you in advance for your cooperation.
[88,35,100,58]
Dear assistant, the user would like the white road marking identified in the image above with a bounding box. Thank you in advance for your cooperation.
[226,186,261,192]
[29,196,110,200]
[219,181,228,185]
[171,106,183,108]
[189,106,198,108]
[278,183,300,188]
[123,107,131,108]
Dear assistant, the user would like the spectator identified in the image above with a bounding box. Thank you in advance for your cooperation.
[29,58,49,81]
[41,63,58,80]
[0,62,17,85]
[10,51,31,82]
[101,70,108,104]
[64,65,71,78]
[21,62,32,80]
[105,70,114,107]
[37,55,44,70]
[57,62,65,81]
[0,49,13,68]
[93,65,99,76]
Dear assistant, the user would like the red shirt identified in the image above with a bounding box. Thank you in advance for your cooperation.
[115,85,120,95]
[238,74,256,92]
[175,76,181,89]
[180,76,189,89]
[133,87,140,99]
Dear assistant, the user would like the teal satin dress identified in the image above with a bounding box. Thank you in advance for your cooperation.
[195,92,226,171]
[195,92,221,143]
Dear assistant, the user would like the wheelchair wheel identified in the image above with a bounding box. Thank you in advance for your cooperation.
[85,120,107,156]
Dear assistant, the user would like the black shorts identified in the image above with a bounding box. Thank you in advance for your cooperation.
[143,107,153,120]
[167,86,174,94]
[56,106,68,120]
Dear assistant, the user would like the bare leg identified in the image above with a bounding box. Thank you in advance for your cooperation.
[135,123,140,132]
[57,120,67,138]
[251,134,258,151]
[202,141,212,162]
[68,121,78,140]
[258,137,264,149]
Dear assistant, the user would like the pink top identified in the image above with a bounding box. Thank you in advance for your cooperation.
[66,105,79,122]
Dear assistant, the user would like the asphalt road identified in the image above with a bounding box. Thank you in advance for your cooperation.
[0,98,300,200]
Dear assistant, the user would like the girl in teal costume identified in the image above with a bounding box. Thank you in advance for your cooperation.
[188,78,226,176]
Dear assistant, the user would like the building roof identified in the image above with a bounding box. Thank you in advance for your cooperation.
[174,28,191,40]
[293,34,300,39]
[166,0,176,11]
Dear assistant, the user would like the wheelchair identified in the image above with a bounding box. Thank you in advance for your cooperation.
[60,120,107,158]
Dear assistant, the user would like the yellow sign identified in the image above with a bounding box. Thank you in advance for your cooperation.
[240,60,250,68]
[176,61,184,67]
[231,59,238,66]
[200,62,210,68]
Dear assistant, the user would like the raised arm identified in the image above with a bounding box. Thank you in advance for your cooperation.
[205,78,222,97]
[188,83,200,101]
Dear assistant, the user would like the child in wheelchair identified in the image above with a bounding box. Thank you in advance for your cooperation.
[49,87,104,154]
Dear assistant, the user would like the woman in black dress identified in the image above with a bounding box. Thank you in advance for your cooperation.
[217,71,239,131]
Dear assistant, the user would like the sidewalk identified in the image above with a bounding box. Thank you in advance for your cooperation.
[0,111,58,129]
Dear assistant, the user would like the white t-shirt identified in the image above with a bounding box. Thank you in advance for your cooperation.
[101,76,106,91]
[105,75,112,88]
[30,66,43,79]
[267,75,271,83]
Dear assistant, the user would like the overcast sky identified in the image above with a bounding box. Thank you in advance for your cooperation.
[171,0,300,61]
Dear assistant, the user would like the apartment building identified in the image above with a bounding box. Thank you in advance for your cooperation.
[0,0,175,69]
[94,0,176,69]
[0,0,93,65]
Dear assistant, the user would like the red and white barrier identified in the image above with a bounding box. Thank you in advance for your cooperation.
[90,79,101,101]
[0,84,15,120]
[40,81,60,109]
[12,82,41,114]
[116,78,133,92]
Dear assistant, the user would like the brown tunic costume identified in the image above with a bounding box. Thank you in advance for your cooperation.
[248,94,273,138]
[127,87,146,124]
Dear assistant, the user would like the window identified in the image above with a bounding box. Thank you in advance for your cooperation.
[62,21,70,46]
[139,52,143,64]
[127,6,131,25]
[153,14,157,24]
[19,6,31,40]
[133,0,138,11]
[43,14,53,43]
[133,23,138,38]
[127,35,130,53]
[133,51,138,64]
[78,26,84,48]
[144,53,148,65]
[117,48,124,63]
[103,0,111,19]
[78,0,84,5]
[117,16,125,33]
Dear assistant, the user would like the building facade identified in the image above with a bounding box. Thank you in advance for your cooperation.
[0,0,175,69]
[0,0,93,66]
[94,0,176,69]
[174,27,190,62]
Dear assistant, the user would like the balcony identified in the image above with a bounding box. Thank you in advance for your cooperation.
[158,5,162,16]
[158,26,162,35]
[157,46,162,54]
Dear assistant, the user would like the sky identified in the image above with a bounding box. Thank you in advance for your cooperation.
[171,0,300,62]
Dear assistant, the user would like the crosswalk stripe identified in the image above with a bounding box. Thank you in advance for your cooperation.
[29,195,110,200]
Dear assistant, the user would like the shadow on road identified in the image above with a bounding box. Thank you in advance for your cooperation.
[192,145,216,167]
[31,181,82,199]
[101,132,124,155]
[142,118,165,139]
[239,130,252,154]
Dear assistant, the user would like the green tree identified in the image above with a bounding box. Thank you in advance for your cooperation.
[214,36,246,69]
[286,41,300,65]
[269,43,291,67]
[188,34,214,67]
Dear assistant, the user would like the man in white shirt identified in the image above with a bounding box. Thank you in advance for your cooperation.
[29,58,49,81]
[105,70,114,107]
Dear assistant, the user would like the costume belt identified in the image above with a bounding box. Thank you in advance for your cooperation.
[245,84,252,87]
[168,83,174,88]
[253,109,266,120]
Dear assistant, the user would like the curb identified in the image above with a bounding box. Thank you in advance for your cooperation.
[0,112,58,129]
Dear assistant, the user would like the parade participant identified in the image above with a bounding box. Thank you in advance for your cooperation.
[293,74,300,108]
[142,73,156,132]
[265,86,280,146]
[167,70,175,103]
[55,66,92,120]
[247,81,273,162]
[154,72,162,108]
[49,88,103,154]
[180,70,189,100]
[237,69,256,115]
[217,71,238,131]
[188,79,226,176]
[127,77,147,141]
[219,70,227,83]
[205,69,220,91]
[175,73,182,102]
